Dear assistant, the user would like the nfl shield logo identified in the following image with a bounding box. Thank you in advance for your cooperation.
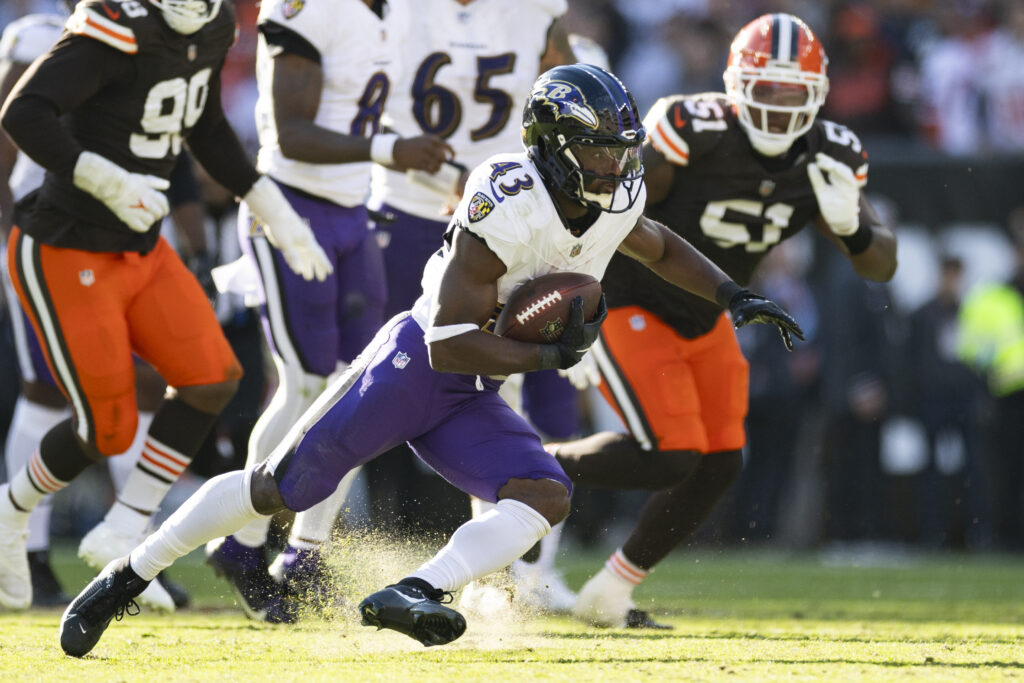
[282,0,305,19]
[79,269,95,287]
[758,179,776,197]
[629,314,646,331]
[187,44,197,61]
[392,351,411,369]
[570,243,582,258]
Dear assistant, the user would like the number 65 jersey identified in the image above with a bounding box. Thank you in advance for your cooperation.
[14,0,236,253]
[603,92,869,339]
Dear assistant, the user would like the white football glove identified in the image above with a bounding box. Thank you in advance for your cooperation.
[807,152,860,236]
[72,151,170,233]
[557,348,601,390]
[243,176,333,282]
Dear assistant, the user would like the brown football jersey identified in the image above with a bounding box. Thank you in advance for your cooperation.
[603,92,869,339]
[13,0,237,252]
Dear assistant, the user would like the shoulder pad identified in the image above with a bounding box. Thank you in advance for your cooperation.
[643,93,732,167]
[66,1,141,55]
[456,156,546,259]
[527,0,568,19]
[813,119,870,188]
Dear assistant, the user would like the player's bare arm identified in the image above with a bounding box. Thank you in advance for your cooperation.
[539,18,574,73]
[618,216,734,303]
[814,195,898,282]
[639,142,676,205]
[270,51,451,171]
[426,227,554,376]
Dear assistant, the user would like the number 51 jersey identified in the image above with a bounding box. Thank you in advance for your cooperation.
[603,92,869,339]
[16,0,236,252]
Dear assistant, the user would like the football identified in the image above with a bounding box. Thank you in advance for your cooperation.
[494,272,602,343]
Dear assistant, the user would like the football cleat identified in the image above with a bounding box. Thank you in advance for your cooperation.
[78,521,175,613]
[29,551,69,608]
[625,608,672,630]
[359,582,466,647]
[509,559,576,613]
[206,536,296,623]
[269,545,332,612]
[0,514,31,610]
[59,556,147,657]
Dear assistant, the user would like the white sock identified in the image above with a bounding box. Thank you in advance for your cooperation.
[289,466,358,548]
[25,500,52,553]
[605,547,648,586]
[4,398,69,479]
[231,359,324,549]
[0,484,31,528]
[411,499,551,592]
[536,520,564,570]
[107,411,154,494]
[469,497,496,518]
[7,451,69,512]
[117,435,190,514]
[130,470,265,581]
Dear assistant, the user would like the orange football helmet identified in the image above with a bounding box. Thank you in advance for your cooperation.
[724,13,829,156]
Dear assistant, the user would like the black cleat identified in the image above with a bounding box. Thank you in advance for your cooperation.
[29,551,69,607]
[358,582,467,647]
[59,557,148,657]
[206,536,296,623]
[625,608,673,630]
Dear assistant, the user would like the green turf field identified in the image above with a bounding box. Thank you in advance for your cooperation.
[1,546,1022,681]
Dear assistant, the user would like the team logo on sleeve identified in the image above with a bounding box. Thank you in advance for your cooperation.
[282,0,305,19]
[531,80,599,129]
[467,192,495,223]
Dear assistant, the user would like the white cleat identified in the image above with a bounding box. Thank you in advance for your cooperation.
[78,521,175,613]
[509,560,576,613]
[0,516,31,610]
[572,572,635,628]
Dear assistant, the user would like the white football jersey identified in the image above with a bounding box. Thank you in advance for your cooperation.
[0,14,64,201]
[255,0,410,206]
[369,0,566,219]
[410,151,646,330]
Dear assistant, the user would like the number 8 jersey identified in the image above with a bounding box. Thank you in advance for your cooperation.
[603,92,869,339]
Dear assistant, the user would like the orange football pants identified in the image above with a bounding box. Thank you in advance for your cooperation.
[7,227,241,455]
[593,306,748,453]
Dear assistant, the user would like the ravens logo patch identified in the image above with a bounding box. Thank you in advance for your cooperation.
[468,192,495,223]
[282,0,305,19]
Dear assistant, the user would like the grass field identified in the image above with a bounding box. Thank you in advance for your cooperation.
[1,545,1022,681]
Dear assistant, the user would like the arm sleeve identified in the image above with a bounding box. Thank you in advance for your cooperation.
[0,35,132,178]
[185,68,261,197]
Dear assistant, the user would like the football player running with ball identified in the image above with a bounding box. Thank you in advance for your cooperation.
[0,0,330,612]
[541,14,898,629]
[60,64,800,654]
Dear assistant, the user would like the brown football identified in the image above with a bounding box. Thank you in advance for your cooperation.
[494,272,602,343]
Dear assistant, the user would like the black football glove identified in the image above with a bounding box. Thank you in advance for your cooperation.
[726,288,805,352]
[539,294,608,370]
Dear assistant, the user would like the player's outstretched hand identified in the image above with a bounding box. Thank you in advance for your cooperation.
[727,289,804,352]
[73,151,170,233]
[243,177,333,282]
[543,294,608,369]
[807,152,860,236]
[393,135,454,174]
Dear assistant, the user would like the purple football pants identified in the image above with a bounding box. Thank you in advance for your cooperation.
[267,313,573,512]
[240,182,386,376]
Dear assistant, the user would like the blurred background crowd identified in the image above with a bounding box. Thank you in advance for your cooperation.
[3,0,1024,558]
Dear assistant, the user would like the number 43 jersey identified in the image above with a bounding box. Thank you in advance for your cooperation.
[14,0,236,252]
[603,92,869,339]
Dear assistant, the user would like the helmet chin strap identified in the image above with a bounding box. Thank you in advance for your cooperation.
[742,124,795,157]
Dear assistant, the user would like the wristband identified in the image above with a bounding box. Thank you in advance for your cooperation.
[839,224,874,255]
[538,344,563,370]
[370,133,399,166]
[714,281,746,309]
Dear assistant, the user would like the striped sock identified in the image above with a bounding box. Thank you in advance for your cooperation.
[605,548,648,586]
[7,450,70,512]
[112,436,192,534]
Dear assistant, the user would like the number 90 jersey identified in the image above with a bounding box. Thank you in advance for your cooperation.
[370,0,566,219]
[603,92,869,339]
